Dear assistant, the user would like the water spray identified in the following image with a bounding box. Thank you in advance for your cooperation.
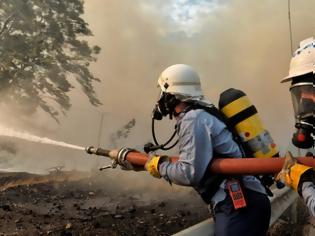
[0,126,85,151]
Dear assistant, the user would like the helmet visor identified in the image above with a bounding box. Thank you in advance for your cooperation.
[290,82,314,120]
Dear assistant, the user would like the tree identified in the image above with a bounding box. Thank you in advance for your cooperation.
[0,0,101,121]
[110,119,136,147]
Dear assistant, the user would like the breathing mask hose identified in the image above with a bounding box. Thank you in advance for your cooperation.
[150,117,178,151]
[162,138,179,150]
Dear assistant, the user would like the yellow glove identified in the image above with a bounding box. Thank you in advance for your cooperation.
[277,151,312,191]
[145,155,170,178]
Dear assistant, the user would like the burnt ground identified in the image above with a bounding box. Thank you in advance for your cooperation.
[0,171,209,236]
[0,170,313,236]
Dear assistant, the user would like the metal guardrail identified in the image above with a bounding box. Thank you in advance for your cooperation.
[269,187,298,225]
[173,187,298,236]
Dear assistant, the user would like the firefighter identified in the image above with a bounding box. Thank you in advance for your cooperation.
[279,37,315,217]
[144,64,271,236]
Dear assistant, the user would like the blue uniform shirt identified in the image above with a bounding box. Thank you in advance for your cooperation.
[159,109,266,206]
[302,182,315,217]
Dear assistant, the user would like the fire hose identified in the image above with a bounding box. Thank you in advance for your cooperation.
[85,146,315,175]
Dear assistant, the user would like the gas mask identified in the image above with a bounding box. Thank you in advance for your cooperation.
[152,92,180,120]
[290,73,314,149]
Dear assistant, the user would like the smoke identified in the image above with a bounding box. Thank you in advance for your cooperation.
[110,119,136,147]
[0,171,88,191]
[0,141,16,170]
[0,0,314,173]
[0,141,16,155]
[84,0,315,150]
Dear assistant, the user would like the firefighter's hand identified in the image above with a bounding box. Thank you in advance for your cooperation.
[276,151,313,194]
[119,156,145,171]
[145,154,170,178]
[120,161,145,171]
[119,160,141,171]
[119,149,144,171]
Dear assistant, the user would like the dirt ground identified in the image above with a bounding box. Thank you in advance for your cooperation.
[0,171,209,236]
[0,171,313,236]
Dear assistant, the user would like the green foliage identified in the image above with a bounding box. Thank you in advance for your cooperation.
[0,0,101,121]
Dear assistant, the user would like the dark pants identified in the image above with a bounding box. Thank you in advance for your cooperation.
[214,188,271,236]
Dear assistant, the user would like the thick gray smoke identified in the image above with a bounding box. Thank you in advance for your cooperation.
[0,0,314,173]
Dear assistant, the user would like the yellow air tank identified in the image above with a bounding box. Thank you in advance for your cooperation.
[219,88,278,158]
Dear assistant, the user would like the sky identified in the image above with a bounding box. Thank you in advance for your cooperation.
[0,0,314,173]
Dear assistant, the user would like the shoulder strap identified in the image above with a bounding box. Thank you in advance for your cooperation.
[186,103,247,157]
[185,103,248,202]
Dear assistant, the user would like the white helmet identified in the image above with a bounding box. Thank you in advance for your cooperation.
[282,37,315,83]
[157,64,203,98]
